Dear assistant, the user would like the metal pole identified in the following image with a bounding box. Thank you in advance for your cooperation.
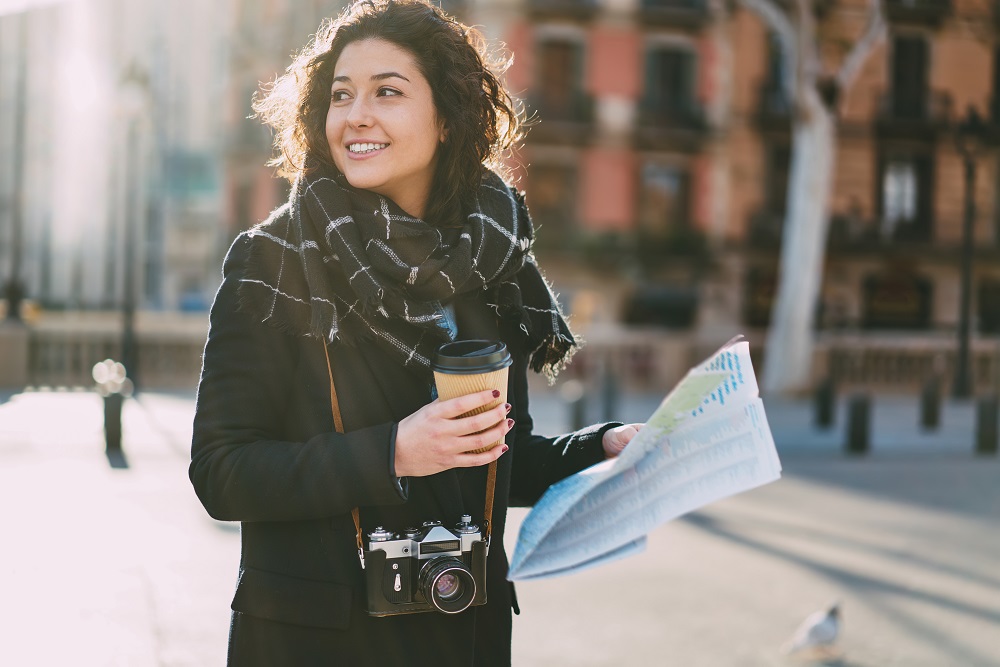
[3,12,28,321]
[121,118,138,390]
[954,154,976,398]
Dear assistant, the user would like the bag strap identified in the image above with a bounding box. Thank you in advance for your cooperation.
[322,342,364,564]
[321,343,499,567]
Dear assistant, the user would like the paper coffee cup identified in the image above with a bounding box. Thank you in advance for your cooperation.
[432,340,513,453]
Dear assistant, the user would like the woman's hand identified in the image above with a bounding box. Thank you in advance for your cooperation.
[395,389,513,478]
[602,423,643,459]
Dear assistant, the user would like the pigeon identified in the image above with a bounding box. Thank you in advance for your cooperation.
[780,602,841,656]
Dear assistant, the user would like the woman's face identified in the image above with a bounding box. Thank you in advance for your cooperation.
[326,38,446,218]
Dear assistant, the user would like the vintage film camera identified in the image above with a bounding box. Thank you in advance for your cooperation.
[364,515,488,616]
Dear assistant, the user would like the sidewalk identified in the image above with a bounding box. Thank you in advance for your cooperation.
[1,389,998,666]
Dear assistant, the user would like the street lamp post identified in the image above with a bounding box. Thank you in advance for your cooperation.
[953,107,987,399]
[118,65,148,391]
[3,12,28,322]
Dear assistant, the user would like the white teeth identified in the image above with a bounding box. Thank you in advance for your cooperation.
[349,142,388,154]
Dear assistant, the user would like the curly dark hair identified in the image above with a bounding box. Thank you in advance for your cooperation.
[253,0,523,226]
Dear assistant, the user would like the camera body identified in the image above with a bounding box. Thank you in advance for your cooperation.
[364,515,488,616]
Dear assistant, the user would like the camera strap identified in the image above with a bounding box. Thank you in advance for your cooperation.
[322,342,498,570]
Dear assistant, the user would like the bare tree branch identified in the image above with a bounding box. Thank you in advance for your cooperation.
[794,0,820,84]
[739,0,798,101]
[836,0,887,89]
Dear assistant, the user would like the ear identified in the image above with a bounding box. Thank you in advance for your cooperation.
[438,118,448,143]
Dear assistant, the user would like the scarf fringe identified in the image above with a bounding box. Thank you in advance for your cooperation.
[528,332,580,384]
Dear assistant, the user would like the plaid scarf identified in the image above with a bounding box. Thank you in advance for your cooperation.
[237,165,577,379]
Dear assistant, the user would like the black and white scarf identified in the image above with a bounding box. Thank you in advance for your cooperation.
[237,164,577,379]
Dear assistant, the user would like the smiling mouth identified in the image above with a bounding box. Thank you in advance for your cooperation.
[348,142,389,154]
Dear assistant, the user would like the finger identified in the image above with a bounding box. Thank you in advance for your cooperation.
[434,389,501,419]
[448,402,510,436]
[619,425,640,445]
[455,418,513,456]
[455,441,509,468]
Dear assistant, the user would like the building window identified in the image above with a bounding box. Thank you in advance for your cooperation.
[862,272,932,330]
[979,279,1000,334]
[526,162,578,244]
[744,266,777,328]
[883,160,917,227]
[761,31,790,114]
[535,38,588,123]
[642,46,697,123]
[890,35,928,120]
[638,162,690,236]
[878,153,932,241]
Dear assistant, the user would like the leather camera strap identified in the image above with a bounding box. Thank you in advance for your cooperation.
[322,342,364,561]
[321,342,499,567]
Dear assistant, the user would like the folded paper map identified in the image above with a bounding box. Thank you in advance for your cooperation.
[507,337,781,581]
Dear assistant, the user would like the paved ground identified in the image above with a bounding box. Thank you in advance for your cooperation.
[0,388,997,666]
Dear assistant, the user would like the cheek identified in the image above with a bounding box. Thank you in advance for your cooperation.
[326,111,344,165]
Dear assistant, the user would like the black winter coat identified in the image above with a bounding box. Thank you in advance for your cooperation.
[190,230,621,666]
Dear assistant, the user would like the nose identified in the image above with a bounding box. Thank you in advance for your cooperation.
[346,96,373,128]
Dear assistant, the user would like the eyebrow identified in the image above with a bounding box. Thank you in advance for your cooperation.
[332,72,411,84]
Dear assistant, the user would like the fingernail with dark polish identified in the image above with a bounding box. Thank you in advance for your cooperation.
[501,445,509,454]
[506,418,515,429]
[492,389,501,398]
[504,403,512,413]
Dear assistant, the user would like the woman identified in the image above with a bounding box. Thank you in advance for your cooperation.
[190,1,641,664]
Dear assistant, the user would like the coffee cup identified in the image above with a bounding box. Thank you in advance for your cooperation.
[432,340,513,453]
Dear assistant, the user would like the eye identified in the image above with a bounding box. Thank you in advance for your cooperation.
[377,86,402,97]
[331,89,352,102]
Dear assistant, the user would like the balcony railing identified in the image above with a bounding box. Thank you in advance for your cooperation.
[874,90,952,141]
[528,0,599,20]
[23,312,206,391]
[885,0,952,26]
[526,91,595,145]
[817,336,999,394]
[634,102,709,151]
[637,0,710,30]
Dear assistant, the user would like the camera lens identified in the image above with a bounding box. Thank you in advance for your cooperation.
[418,557,476,614]
[435,573,461,601]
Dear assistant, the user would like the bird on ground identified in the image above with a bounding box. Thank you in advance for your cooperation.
[780,602,841,657]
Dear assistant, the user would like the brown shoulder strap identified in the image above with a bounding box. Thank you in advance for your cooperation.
[322,342,363,560]
[484,459,497,545]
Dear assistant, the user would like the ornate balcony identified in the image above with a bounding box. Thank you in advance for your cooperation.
[528,0,599,21]
[637,0,710,30]
[634,103,709,152]
[874,90,952,142]
[885,0,951,27]
[525,91,595,145]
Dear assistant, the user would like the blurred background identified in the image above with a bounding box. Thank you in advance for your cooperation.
[1,0,1000,399]
[1,0,999,665]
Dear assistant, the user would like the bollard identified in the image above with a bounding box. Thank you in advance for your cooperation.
[814,377,835,429]
[92,359,134,466]
[103,391,124,452]
[845,393,870,455]
[975,395,998,456]
[920,377,941,430]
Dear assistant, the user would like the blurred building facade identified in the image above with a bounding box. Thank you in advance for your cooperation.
[2,0,1000,392]
[454,0,1000,393]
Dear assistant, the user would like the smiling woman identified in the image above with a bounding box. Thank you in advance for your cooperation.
[190,1,641,665]
[326,39,446,219]
[253,0,520,227]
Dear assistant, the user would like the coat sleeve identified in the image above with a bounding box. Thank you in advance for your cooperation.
[506,352,623,507]
[189,233,408,523]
